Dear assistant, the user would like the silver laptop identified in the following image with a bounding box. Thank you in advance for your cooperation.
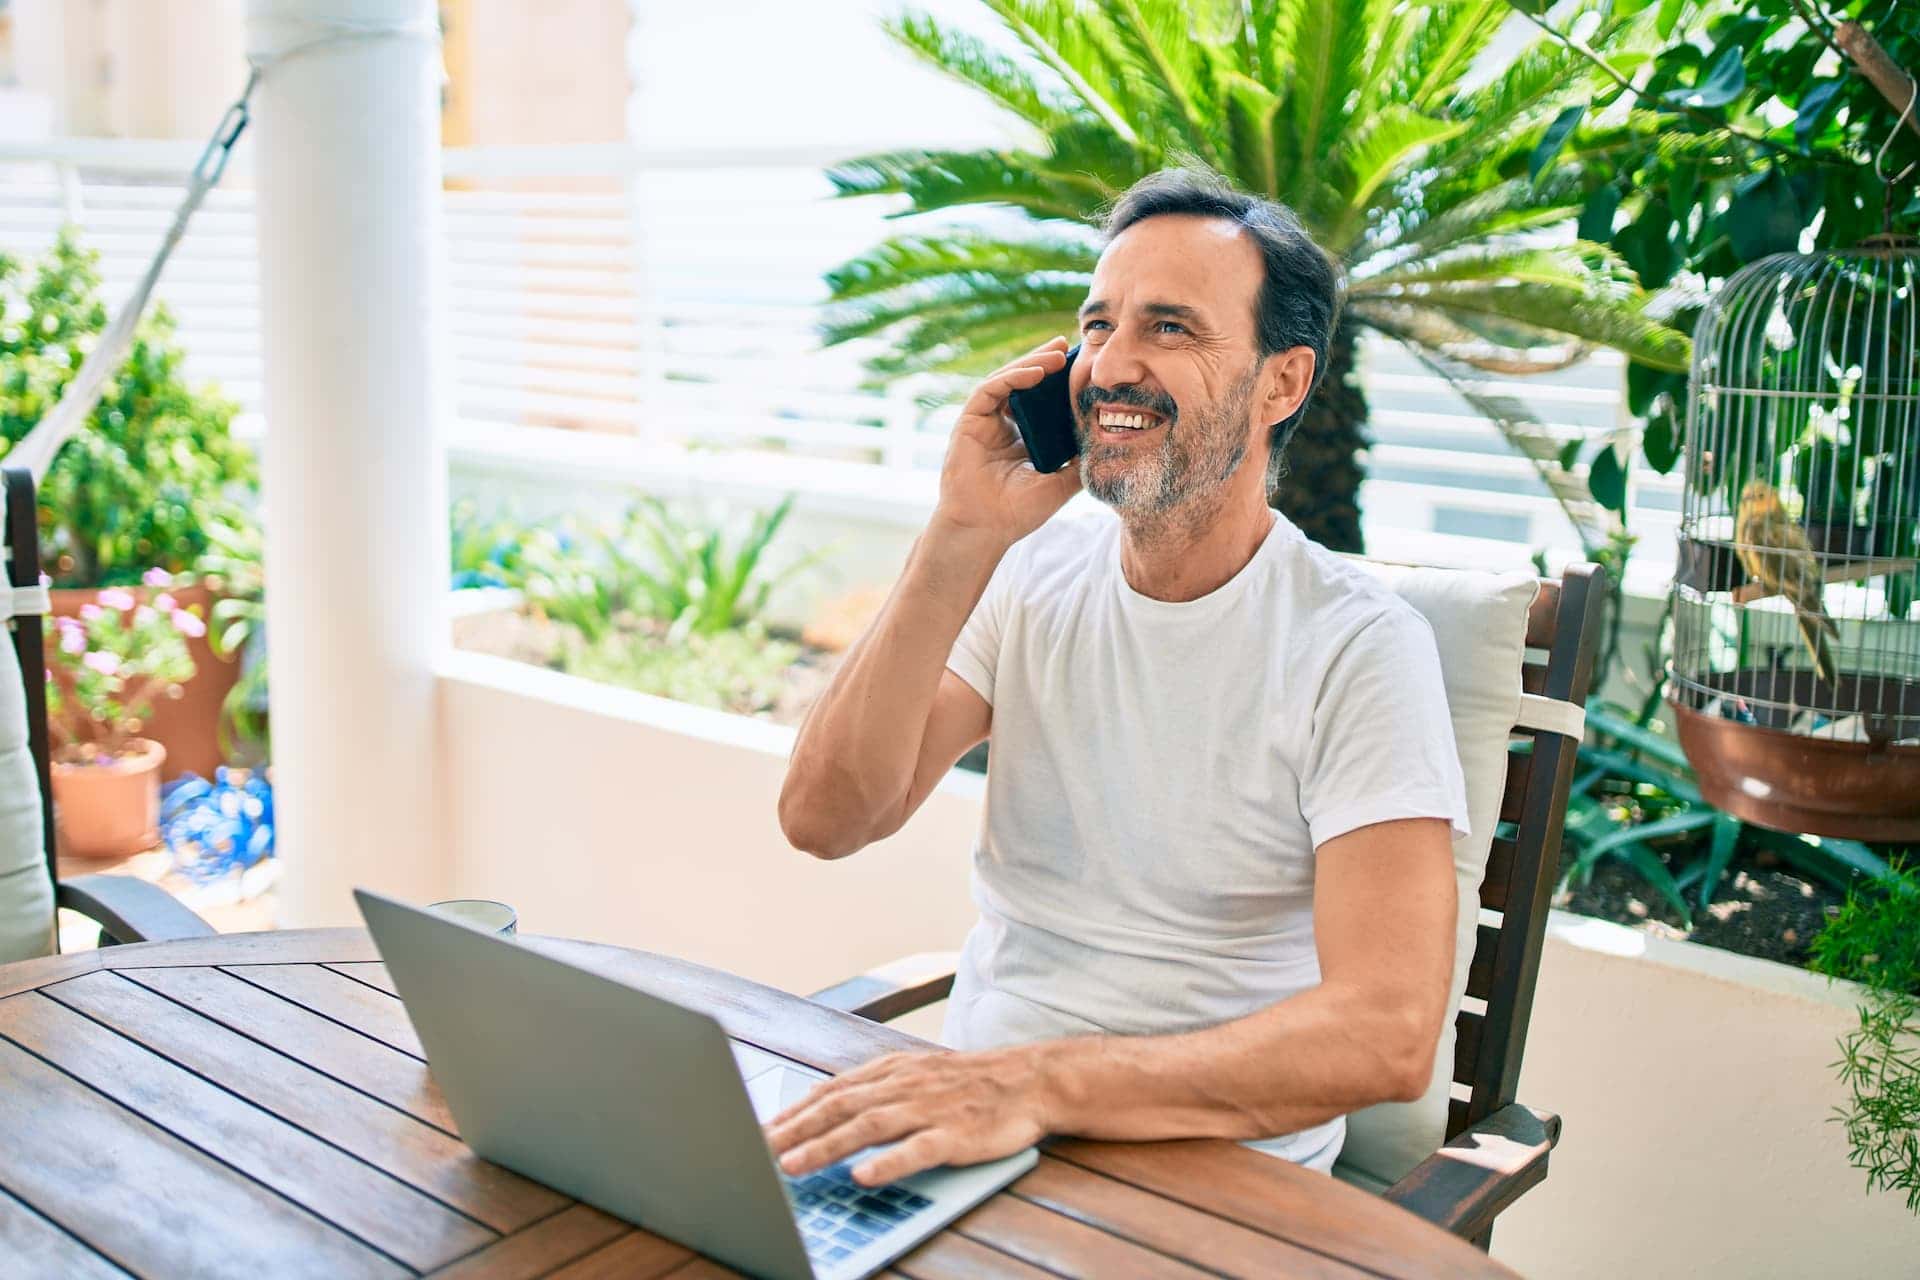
[354,890,1036,1280]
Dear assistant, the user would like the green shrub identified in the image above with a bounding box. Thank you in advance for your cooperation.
[561,623,800,715]
[0,230,256,586]
[1812,862,1920,1214]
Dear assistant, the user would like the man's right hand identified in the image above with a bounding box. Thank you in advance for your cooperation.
[932,337,1083,550]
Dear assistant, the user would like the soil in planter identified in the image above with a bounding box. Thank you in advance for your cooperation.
[1555,847,1845,968]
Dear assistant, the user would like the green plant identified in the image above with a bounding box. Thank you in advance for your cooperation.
[515,522,620,643]
[821,0,1691,552]
[44,584,199,760]
[601,496,826,639]
[194,509,269,763]
[0,230,256,586]
[1811,861,1920,1213]
[560,623,802,715]
[1557,700,1893,925]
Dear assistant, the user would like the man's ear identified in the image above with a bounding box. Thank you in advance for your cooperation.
[1259,346,1317,427]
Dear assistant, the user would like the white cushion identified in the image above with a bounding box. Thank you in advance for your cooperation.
[1334,561,1537,1186]
[0,488,55,963]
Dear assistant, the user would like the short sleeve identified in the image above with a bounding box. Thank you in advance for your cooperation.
[945,546,1020,707]
[1299,607,1471,850]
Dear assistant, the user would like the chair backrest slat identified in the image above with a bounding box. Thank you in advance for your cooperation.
[1479,837,1517,912]
[3,467,56,885]
[1449,564,1606,1136]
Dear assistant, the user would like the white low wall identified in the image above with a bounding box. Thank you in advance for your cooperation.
[435,659,1920,1276]
[1496,915,1920,1279]
[436,650,982,999]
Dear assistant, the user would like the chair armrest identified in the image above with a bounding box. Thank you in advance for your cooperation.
[57,874,217,945]
[1381,1103,1561,1241]
[809,952,959,1023]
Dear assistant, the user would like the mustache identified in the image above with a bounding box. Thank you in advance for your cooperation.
[1076,383,1178,425]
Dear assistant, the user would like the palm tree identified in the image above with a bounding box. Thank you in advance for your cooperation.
[820,0,1692,553]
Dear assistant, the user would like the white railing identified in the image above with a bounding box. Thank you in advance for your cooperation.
[0,137,1682,586]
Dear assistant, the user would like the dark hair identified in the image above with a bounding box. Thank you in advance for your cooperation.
[1102,169,1343,471]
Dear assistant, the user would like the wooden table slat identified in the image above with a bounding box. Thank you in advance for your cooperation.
[892,1230,1063,1280]
[0,991,493,1272]
[0,1182,134,1280]
[121,964,461,1133]
[328,961,401,997]
[1050,1139,1518,1280]
[0,1033,408,1280]
[952,1192,1220,1279]
[543,1228,693,1279]
[224,963,427,1058]
[45,970,563,1233]
[1013,1154,1374,1279]
[425,1205,629,1280]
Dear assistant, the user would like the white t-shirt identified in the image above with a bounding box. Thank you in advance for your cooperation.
[941,507,1469,1171]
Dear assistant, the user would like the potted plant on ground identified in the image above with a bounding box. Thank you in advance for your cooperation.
[44,587,201,859]
[0,230,258,779]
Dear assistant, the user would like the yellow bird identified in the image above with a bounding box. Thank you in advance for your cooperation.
[1734,480,1839,686]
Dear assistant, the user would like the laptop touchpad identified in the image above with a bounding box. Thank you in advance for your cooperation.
[745,1063,827,1122]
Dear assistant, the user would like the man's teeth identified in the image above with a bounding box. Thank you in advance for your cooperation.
[1098,411,1158,430]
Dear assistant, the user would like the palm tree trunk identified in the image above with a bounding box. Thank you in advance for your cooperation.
[1270,325,1367,553]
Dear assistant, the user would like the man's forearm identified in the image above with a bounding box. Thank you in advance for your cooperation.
[1029,981,1437,1144]
[779,517,1006,856]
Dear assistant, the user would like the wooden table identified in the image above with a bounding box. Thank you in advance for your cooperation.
[0,930,1518,1279]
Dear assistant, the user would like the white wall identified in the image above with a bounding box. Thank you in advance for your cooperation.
[435,665,1920,1276]
[1497,915,1920,1278]
[436,650,983,998]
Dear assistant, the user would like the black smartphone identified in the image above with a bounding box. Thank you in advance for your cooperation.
[1006,344,1080,474]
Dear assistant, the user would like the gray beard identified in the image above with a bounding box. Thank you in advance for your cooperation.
[1079,370,1255,536]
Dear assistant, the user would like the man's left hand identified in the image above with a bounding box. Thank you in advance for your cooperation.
[763,1046,1054,1186]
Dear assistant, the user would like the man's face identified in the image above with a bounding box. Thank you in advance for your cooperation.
[1070,215,1267,519]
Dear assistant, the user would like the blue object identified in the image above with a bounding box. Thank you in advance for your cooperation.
[159,766,275,884]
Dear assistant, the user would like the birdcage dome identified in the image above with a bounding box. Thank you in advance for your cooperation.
[1669,236,1920,840]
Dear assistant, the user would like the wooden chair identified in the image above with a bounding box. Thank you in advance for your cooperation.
[2,465,215,957]
[810,563,1606,1248]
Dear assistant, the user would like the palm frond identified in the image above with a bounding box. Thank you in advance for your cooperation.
[885,11,1076,132]
[1327,106,1465,245]
[825,149,1107,222]
[1356,242,1637,293]
[1346,297,1588,374]
[978,0,1142,145]
[1104,0,1227,167]
[1220,72,1280,196]
[820,274,1086,347]
[1278,0,1367,219]
[1386,280,1692,371]
[824,231,1100,302]
[1360,173,1585,267]
[1405,0,1507,113]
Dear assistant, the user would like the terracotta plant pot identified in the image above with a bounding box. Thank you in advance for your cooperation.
[51,737,167,860]
[50,584,241,782]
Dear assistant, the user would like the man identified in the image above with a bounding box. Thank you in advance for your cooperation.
[770,169,1468,1186]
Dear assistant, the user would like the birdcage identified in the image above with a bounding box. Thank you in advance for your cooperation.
[1669,235,1920,840]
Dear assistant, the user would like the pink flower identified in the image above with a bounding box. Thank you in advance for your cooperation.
[135,606,158,626]
[143,568,173,588]
[97,588,135,611]
[172,609,207,639]
[82,651,121,676]
[79,603,102,621]
[153,593,177,612]
[59,626,86,655]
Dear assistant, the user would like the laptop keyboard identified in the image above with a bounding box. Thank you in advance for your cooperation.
[784,1159,934,1267]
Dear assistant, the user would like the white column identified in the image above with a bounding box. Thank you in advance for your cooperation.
[248,0,449,925]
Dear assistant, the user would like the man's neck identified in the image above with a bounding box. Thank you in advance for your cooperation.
[1117,492,1277,603]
